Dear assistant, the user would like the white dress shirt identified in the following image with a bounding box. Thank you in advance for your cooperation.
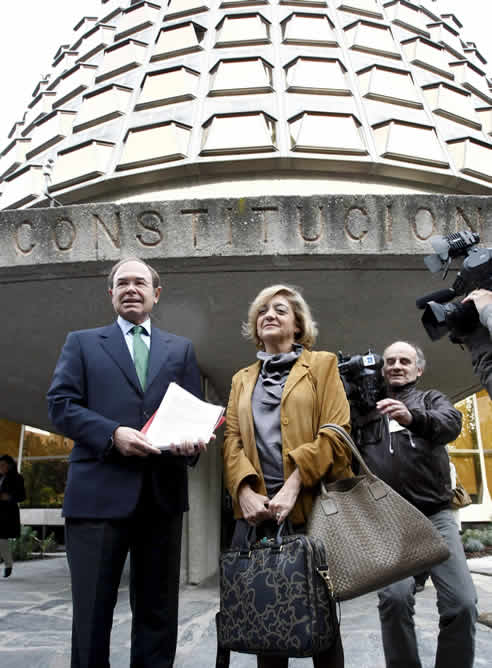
[117,315,151,361]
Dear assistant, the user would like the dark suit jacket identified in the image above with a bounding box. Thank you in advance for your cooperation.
[47,322,202,519]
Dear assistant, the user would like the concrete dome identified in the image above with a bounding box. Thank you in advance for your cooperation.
[1,0,492,210]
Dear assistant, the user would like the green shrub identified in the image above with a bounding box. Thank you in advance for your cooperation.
[461,526,492,548]
[34,532,57,555]
[463,538,485,553]
[10,526,58,561]
[10,526,38,560]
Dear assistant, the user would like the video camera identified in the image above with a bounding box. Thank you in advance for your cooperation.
[416,231,492,341]
[338,350,385,416]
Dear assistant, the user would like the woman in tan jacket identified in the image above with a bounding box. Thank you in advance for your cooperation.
[223,284,352,668]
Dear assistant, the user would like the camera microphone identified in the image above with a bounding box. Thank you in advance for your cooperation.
[416,288,457,310]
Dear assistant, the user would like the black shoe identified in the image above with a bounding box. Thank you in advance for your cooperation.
[3,567,12,578]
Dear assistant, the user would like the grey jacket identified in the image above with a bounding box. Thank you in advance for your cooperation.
[353,383,462,517]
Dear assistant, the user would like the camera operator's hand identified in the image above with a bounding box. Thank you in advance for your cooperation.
[463,289,492,313]
[376,398,412,426]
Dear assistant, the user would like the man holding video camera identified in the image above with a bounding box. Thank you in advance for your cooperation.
[416,230,492,399]
[462,288,492,398]
[352,340,477,668]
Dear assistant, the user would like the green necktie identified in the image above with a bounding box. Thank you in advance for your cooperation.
[131,325,149,390]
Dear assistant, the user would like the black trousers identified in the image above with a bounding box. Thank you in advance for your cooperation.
[65,487,183,668]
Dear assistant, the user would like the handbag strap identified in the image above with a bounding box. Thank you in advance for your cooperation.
[215,612,231,668]
[319,423,374,478]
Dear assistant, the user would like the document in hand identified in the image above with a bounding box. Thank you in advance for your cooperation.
[142,382,224,449]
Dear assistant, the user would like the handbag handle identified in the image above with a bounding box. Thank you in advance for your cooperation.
[320,423,374,478]
[240,521,287,551]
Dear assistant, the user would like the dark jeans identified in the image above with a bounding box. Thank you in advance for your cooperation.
[378,509,477,668]
[233,520,344,668]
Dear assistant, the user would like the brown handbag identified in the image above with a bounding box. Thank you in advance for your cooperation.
[307,423,450,601]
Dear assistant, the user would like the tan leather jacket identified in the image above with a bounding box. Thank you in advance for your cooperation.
[223,349,352,525]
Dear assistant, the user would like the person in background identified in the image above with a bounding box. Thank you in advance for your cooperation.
[462,288,492,398]
[0,454,25,578]
[353,341,477,668]
[223,284,352,668]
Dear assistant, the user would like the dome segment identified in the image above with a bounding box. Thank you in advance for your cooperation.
[1,0,492,210]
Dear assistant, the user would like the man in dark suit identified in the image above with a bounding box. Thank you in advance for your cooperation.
[47,257,207,668]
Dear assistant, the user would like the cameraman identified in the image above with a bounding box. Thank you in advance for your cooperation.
[352,341,477,668]
[462,288,492,398]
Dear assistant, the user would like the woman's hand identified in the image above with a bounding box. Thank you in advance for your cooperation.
[238,483,271,526]
[268,469,302,524]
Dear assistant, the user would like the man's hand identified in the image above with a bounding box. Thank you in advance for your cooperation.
[376,398,413,426]
[169,434,215,456]
[463,289,492,312]
[238,483,271,526]
[0,492,10,501]
[113,426,161,457]
[269,469,303,524]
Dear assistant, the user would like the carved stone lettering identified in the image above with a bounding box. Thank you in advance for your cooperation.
[252,207,278,243]
[136,211,163,247]
[181,209,208,248]
[15,221,36,254]
[297,205,322,242]
[345,207,369,241]
[456,207,482,236]
[94,212,121,249]
[412,208,435,241]
[53,218,76,251]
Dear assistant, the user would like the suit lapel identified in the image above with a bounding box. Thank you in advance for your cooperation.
[281,349,311,405]
[146,327,172,393]
[239,362,262,471]
[99,323,142,394]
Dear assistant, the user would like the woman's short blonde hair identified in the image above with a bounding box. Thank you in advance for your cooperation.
[242,284,318,350]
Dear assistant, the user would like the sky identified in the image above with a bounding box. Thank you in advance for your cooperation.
[0,0,490,147]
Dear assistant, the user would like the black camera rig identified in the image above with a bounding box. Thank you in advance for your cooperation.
[416,231,492,341]
[338,350,385,416]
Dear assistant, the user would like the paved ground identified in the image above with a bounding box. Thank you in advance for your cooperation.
[1,556,491,668]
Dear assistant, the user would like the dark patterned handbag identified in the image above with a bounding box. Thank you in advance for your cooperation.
[215,524,338,667]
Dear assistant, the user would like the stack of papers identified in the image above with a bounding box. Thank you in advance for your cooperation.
[142,382,224,450]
